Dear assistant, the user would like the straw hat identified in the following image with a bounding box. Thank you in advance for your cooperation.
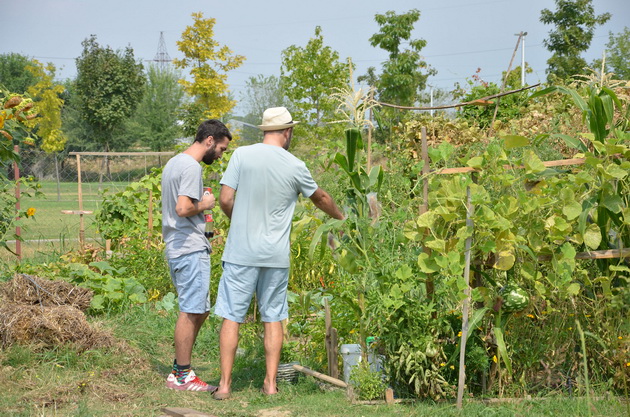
[258,107,300,131]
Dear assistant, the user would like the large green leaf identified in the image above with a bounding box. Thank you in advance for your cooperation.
[552,134,587,152]
[493,327,512,375]
[502,135,529,149]
[583,223,602,250]
[345,128,362,172]
[523,150,545,174]
[562,201,583,221]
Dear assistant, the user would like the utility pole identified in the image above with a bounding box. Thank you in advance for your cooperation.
[514,31,527,86]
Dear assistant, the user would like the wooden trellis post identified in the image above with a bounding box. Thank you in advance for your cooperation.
[61,154,93,249]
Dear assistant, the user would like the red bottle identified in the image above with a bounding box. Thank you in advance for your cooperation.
[204,187,214,239]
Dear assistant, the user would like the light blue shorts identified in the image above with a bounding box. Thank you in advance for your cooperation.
[214,262,289,323]
[168,250,211,314]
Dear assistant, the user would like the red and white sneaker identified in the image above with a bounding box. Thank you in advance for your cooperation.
[166,370,218,392]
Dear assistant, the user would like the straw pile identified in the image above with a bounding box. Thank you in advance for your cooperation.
[0,274,115,350]
[0,273,93,311]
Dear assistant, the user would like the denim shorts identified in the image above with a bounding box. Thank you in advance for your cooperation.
[168,250,211,314]
[214,262,289,323]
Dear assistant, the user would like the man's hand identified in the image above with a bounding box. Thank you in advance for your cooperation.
[201,192,216,211]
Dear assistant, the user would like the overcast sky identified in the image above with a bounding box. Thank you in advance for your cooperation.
[1,0,628,114]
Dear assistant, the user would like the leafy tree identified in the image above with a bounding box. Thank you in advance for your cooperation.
[540,0,610,82]
[0,53,38,93]
[592,27,630,80]
[359,9,435,106]
[124,64,185,151]
[174,12,245,135]
[280,26,351,126]
[240,74,286,125]
[25,60,67,153]
[74,35,146,151]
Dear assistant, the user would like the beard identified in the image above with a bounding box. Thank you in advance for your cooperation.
[202,144,219,164]
[283,130,293,150]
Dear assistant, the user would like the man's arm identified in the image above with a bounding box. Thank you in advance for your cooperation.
[175,193,215,217]
[309,187,344,220]
[219,185,236,220]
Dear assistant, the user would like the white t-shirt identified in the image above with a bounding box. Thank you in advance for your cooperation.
[220,143,318,268]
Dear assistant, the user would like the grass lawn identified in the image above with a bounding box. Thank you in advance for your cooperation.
[0,304,627,417]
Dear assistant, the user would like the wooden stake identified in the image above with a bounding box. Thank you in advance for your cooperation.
[293,364,347,388]
[77,154,85,249]
[14,145,21,261]
[457,183,474,409]
[147,189,154,241]
[325,299,339,379]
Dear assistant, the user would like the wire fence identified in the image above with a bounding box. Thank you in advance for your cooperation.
[4,149,174,261]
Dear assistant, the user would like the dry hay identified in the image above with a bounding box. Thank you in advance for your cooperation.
[0,273,93,311]
[0,302,116,351]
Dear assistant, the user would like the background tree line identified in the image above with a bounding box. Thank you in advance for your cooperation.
[0,0,628,158]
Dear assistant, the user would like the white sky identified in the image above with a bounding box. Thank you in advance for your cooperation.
[1,0,628,114]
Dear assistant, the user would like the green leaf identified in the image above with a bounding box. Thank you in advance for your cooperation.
[334,152,350,173]
[502,135,529,149]
[466,307,489,342]
[566,283,581,296]
[416,211,437,229]
[493,327,512,375]
[493,250,515,271]
[583,223,602,250]
[601,195,623,213]
[523,150,545,174]
[345,128,361,171]
[417,252,439,273]
[425,239,445,252]
[552,134,587,152]
[466,156,483,169]
[562,201,582,221]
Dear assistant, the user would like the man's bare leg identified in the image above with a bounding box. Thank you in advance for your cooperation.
[174,311,209,365]
[216,318,240,395]
[262,321,283,394]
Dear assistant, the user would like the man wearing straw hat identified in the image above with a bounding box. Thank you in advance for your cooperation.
[213,107,344,399]
[162,119,232,392]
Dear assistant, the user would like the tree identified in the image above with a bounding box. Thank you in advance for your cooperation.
[359,9,435,106]
[592,27,630,80]
[74,35,146,151]
[281,26,351,126]
[540,0,610,82]
[124,64,185,151]
[25,60,67,153]
[240,74,286,125]
[0,53,38,94]
[174,12,245,135]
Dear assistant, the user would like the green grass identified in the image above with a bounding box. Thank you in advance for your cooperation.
[0,304,627,417]
[3,181,135,262]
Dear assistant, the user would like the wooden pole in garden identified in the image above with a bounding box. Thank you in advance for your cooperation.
[13,145,21,261]
[77,154,85,248]
[367,90,374,173]
[489,33,523,132]
[456,179,475,409]
[147,189,154,241]
[420,127,435,306]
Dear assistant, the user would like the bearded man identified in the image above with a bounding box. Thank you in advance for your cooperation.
[161,119,232,392]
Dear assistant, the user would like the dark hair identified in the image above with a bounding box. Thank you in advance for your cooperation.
[195,119,232,143]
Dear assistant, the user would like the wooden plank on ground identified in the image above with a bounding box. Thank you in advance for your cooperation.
[161,407,217,417]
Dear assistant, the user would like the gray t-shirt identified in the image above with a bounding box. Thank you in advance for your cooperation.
[161,153,211,259]
[220,143,318,268]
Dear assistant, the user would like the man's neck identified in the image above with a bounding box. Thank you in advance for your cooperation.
[183,142,205,162]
